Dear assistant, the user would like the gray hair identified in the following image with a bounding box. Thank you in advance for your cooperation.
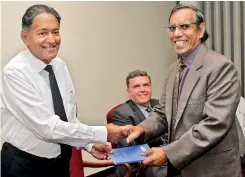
[169,4,209,43]
[22,4,61,31]
[126,70,151,88]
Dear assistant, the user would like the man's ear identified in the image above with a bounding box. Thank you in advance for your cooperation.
[126,88,130,98]
[199,22,206,39]
[21,31,29,47]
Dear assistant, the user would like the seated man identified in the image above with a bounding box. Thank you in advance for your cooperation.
[112,70,167,177]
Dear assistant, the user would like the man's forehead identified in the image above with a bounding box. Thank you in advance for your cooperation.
[170,8,195,24]
[31,13,59,26]
[130,76,150,80]
[129,76,151,84]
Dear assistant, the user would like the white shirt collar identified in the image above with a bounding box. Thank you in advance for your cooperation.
[25,49,57,73]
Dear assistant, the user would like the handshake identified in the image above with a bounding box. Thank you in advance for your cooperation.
[106,123,144,144]
[91,124,167,166]
[90,124,144,160]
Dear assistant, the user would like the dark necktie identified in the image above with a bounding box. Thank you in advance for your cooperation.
[168,59,186,177]
[170,59,186,142]
[44,65,72,162]
[145,106,153,113]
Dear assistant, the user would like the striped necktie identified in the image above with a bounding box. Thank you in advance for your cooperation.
[170,59,186,142]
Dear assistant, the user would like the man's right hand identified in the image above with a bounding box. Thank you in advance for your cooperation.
[126,125,144,143]
[106,123,129,144]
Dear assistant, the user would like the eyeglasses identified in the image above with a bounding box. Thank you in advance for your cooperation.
[166,23,197,33]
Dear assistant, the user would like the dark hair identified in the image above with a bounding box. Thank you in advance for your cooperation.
[169,4,209,43]
[126,70,151,88]
[22,4,61,31]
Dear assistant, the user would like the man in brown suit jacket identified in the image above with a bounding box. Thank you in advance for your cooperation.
[126,4,242,177]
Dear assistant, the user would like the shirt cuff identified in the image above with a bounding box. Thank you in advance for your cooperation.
[90,126,108,143]
[84,143,94,152]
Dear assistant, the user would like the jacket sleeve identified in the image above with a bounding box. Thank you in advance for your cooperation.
[139,78,169,142]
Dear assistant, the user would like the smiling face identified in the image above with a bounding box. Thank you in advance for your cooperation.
[127,76,152,107]
[21,13,61,64]
[169,8,205,56]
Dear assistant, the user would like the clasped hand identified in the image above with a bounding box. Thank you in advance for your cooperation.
[90,123,130,160]
[104,124,168,165]
[106,123,130,144]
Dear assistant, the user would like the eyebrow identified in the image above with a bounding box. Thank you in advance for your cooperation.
[36,28,59,32]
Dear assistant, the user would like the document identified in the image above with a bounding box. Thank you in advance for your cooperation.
[109,144,150,165]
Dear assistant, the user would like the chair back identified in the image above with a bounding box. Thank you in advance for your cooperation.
[106,104,123,148]
[69,103,123,177]
[70,147,84,177]
[106,104,122,124]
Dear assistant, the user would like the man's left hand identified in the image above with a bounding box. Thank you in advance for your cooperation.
[91,143,112,160]
[141,147,167,166]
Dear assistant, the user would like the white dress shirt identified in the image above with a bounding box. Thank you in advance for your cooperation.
[236,97,245,156]
[236,97,245,137]
[1,49,107,158]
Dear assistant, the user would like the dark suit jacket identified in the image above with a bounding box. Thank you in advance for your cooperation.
[112,99,168,177]
[140,44,242,177]
[113,99,167,147]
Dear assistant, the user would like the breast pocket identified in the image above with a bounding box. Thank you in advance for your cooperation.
[66,90,77,122]
[67,91,76,104]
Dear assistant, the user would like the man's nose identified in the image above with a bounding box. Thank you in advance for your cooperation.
[139,86,146,92]
[46,33,55,43]
[173,27,183,37]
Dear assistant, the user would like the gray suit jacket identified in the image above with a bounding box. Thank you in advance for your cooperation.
[113,99,167,148]
[140,44,242,177]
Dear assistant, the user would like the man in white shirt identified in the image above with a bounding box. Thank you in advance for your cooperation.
[1,4,128,177]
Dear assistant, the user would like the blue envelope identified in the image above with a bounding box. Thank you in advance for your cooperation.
[109,144,150,165]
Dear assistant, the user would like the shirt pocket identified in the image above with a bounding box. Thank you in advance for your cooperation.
[67,90,76,104]
[66,90,77,122]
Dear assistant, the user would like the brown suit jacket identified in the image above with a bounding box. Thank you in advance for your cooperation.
[140,44,242,177]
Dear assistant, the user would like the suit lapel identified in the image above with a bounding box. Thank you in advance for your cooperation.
[166,64,178,127]
[174,45,208,129]
[128,100,146,122]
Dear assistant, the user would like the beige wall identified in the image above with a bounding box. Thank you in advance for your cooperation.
[1,1,176,175]
[1,1,176,125]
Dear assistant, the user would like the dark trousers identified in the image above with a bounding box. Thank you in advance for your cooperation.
[137,165,167,177]
[167,161,182,177]
[1,142,70,177]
